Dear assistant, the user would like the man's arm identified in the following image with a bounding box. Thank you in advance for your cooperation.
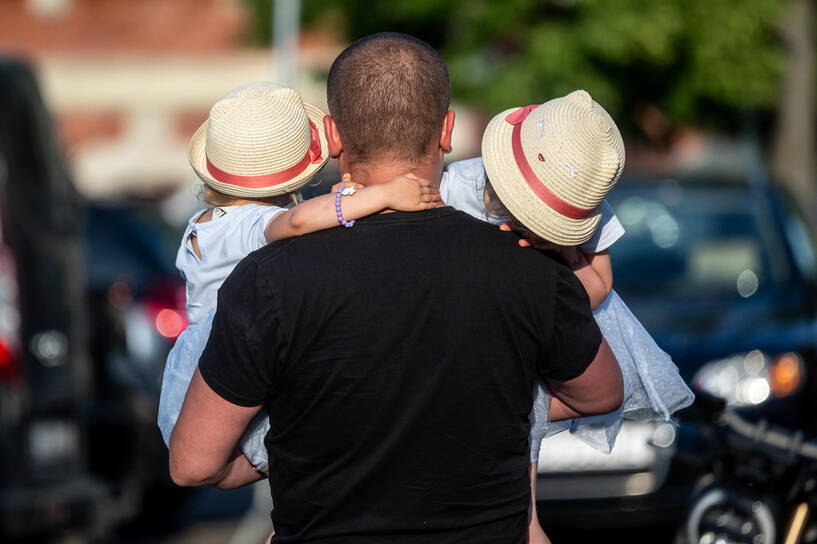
[169,369,265,488]
[169,257,277,488]
[540,265,623,419]
[547,338,622,419]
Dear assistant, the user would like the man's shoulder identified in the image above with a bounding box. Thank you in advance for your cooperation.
[244,208,562,275]
[243,236,300,271]
[441,211,567,273]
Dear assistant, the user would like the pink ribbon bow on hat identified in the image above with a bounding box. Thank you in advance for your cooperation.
[505,104,541,125]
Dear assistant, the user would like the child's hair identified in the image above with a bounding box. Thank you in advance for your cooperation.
[197,183,301,208]
[483,178,545,244]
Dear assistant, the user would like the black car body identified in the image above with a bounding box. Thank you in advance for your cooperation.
[0,59,189,541]
[536,174,817,530]
[0,58,105,539]
[83,200,190,535]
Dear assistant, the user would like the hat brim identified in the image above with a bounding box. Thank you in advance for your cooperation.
[187,102,329,198]
[481,107,602,247]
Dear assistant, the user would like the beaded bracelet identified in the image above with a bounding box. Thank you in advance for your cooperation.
[335,186,357,228]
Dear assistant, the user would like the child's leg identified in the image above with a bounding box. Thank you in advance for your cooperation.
[527,462,552,544]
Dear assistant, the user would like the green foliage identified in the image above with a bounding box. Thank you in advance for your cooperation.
[241,0,272,46]
[244,0,786,131]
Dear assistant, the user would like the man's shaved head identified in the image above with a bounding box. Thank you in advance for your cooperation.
[327,32,451,163]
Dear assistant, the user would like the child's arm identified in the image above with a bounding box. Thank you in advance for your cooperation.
[584,250,613,296]
[264,173,440,243]
[558,247,610,310]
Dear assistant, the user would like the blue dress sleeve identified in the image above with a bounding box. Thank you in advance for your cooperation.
[579,200,625,253]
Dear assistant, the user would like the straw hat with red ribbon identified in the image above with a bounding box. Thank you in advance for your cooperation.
[482,90,625,246]
[188,82,329,198]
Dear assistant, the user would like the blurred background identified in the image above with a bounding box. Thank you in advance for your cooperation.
[1,1,816,543]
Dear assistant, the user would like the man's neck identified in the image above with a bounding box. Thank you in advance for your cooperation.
[343,157,444,189]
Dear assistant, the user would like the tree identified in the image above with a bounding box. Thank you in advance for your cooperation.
[246,0,784,134]
[244,0,815,214]
[772,0,816,222]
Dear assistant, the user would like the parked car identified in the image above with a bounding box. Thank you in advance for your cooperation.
[83,201,189,536]
[0,58,105,540]
[535,173,817,531]
[0,58,189,541]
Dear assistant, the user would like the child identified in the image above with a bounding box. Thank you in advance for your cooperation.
[157,82,441,472]
[440,90,694,542]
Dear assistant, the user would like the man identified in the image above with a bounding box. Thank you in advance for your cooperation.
[170,33,622,543]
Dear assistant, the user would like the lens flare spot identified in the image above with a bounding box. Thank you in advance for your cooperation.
[769,353,803,398]
[737,269,759,298]
[155,309,185,339]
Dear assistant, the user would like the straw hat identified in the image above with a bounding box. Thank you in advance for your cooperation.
[188,82,329,198]
[482,90,625,246]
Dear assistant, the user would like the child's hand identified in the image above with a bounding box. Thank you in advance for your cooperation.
[384,173,442,211]
[331,173,364,194]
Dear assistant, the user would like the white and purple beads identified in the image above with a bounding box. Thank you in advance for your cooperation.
[335,186,357,228]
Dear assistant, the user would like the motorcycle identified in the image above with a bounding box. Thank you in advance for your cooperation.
[679,392,817,544]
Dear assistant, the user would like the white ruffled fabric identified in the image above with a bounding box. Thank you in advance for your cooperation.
[157,309,271,472]
[529,289,694,458]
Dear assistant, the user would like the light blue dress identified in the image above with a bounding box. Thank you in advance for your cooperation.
[441,157,694,458]
[157,204,285,472]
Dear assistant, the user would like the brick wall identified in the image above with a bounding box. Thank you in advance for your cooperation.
[0,0,247,56]
[0,1,478,199]
[0,0,263,198]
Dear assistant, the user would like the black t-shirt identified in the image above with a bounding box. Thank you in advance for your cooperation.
[199,207,601,544]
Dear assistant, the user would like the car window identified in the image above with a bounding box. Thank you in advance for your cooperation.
[609,182,790,300]
[782,202,817,282]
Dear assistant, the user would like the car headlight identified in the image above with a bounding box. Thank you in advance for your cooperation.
[693,350,805,406]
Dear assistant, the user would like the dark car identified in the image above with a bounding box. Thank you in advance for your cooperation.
[535,173,817,532]
[83,201,190,535]
[0,58,190,541]
[0,59,106,540]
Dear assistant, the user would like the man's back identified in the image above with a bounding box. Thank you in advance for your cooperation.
[200,207,600,543]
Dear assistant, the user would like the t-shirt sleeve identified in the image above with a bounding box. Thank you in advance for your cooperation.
[441,157,490,222]
[579,199,625,253]
[198,257,278,407]
[541,266,603,382]
[239,205,288,255]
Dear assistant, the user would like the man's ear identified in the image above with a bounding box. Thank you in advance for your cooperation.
[439,109,456,154]
[323,115,343,159]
